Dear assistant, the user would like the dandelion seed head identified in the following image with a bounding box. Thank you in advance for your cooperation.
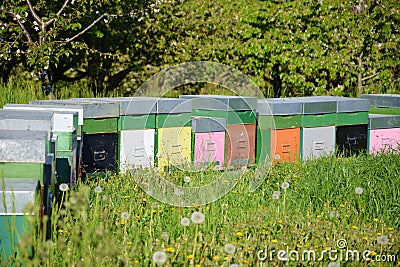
[224,243,236,254]
[272,191,280,200]
[327,262,339,267]
[174,188,184,196]
[191,211,205,224]
[59,183,69,192]
[377,235,388,245]
[281,182,290,189]
[180,217,190,226]
[355,187,363,195]
[121,211,130,220]
[94,186,102,193]
[152,251,167,264]
[183,176,191,183]
[330,210,339,218]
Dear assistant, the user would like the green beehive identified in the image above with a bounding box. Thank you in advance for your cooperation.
[0,178,38,261]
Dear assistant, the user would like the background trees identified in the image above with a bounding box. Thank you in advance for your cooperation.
[1,0,399,97]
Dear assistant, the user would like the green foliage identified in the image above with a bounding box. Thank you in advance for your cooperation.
[1,0,399,97]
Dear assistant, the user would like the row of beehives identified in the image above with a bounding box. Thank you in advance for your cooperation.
[1,94,400,259]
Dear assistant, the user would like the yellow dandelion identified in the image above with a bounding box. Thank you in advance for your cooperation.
[351,226,358,230]
[127,241,132,245]
[387,227,394,231]
[123,196,130,199]
[363,236,369,241]
[317,215,322,219]
[151,209,158,213]
[224,256,229,261]
[373,218,379,222]
[236,231,244,237]
[166,247,175,253]
[58,229,65,233]
[187,255,193,259]
[371,251,377,256]
[296,244,302,248]
[339,204,345,208]
[213,256,220,261]
[243,260,249,264]
[278,220,283,224]
[272,239,278,243]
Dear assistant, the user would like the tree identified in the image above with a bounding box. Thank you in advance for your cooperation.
[0,0,165,97]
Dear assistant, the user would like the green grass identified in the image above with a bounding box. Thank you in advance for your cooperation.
[1,153,399,266]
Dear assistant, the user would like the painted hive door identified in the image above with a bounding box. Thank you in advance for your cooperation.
[120,129,155,173]
[226,124,256,168]
[369,128,400,154]
[301,126,335,160]
[82,133,118,173]
[336,125,368,156]
[157,126,192,172]
[271,128,300,162]
[194,131,225,168]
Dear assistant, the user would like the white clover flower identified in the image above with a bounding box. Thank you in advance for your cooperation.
[180,217,190,226]
[281,182,289,189]
[191,211,205,224]
[224,243,236,254]
[94,186,102,193]
[152,251,167,264]
[355,187,363,195]
[377,235,389,245]
[59,183,69,192]
[121,211,130,220]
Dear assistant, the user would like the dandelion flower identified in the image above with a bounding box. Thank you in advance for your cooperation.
[94,186,102,193]
[377,235,389,245]
[184,176,191,183]
[224,243,236,254]
[180,217,190,226]
[272,191,280,200]
[121,211,130,220]
[191,211,205,224]
[59,183,69,192]
[236,231,244,237]
[281,182,290,189]
[355,187,363,195]
[166,247,175,253]
[152,251,167,264]
[327,262,339,267]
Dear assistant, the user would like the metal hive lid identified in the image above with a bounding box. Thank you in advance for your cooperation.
[287,96,337,114]
[29,99,119,118]
[257,98,302,115]
[368,114,400,129]
[179,95,257,111]
[4,104,83,126]
[156,98,192,114]
[360,94,400,108]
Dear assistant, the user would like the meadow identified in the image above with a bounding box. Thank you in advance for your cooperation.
[1,81,400,266]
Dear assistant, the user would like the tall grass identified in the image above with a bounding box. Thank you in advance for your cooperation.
[2,153,399,266]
